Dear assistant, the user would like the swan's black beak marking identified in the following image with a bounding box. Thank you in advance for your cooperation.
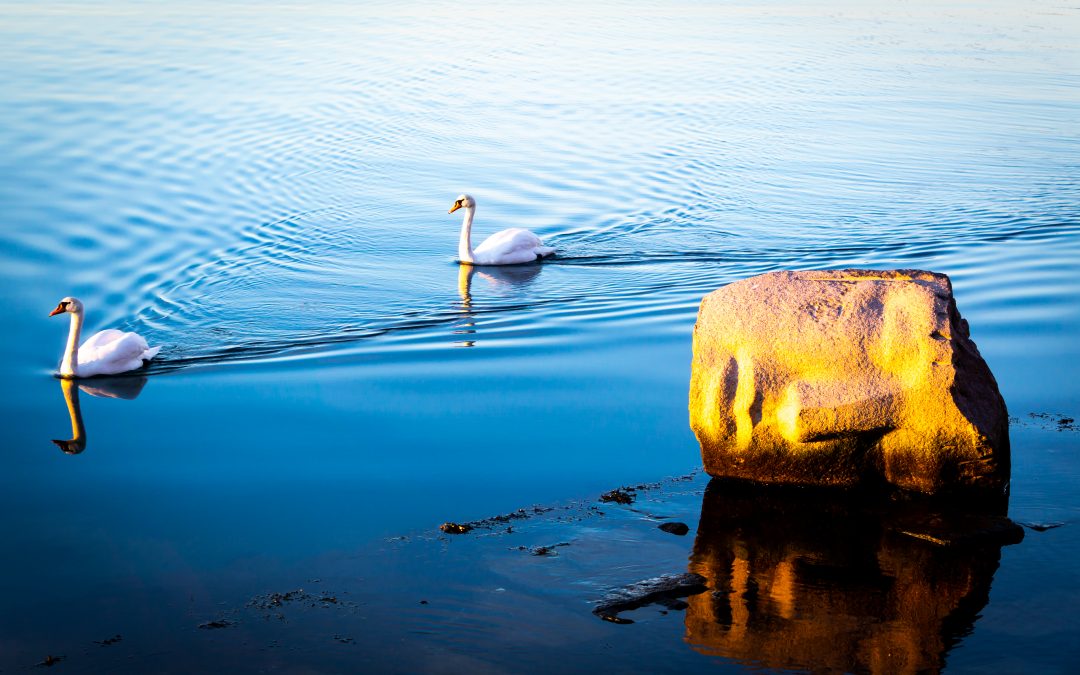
[49,303,67,317]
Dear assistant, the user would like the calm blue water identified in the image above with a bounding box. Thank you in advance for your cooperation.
[1,1,1078,671]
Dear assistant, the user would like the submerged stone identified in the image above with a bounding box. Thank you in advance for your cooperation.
[689,269,1009,494]
[599,488,636,504]
[593,572,708,623]
[1020,521,1065,532]
[658,521,690,536]
[891,513,1024,547]
[198,619,232,630]
[439,522,474,534]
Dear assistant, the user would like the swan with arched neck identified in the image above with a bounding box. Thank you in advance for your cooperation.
[49,297,160,378]
[449,194,555,265]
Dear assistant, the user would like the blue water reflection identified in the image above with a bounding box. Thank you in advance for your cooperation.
[1,0,1078,671]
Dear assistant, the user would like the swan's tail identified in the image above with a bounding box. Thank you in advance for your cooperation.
[535,246,556,258]
[142,345,162,361]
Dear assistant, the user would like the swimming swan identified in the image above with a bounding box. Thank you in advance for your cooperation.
[449,194,555,265]
[49,297,160,378]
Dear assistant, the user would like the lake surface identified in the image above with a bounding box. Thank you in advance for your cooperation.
[1,1,1078,671]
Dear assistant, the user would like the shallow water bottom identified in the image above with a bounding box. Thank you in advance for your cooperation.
[3,378,1078,673]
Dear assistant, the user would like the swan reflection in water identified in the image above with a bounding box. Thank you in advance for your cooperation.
[454,263,543,347]
[53,376,148,454]
[683,480,1021,674]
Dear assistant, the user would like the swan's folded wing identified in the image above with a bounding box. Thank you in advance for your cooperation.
[79,329,129,352]
[79,331,149,367]
[473,228,543,255]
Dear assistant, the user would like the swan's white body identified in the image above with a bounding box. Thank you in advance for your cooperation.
[51,297,160,378]
[450,194,555,265]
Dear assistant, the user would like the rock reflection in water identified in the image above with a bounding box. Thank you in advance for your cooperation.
[52,376,148,454]
[685,479,1021,674]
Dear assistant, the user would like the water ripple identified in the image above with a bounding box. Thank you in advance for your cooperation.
[1,1,1078,374]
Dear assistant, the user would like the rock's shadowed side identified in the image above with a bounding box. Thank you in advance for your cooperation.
[689,269,1009,494]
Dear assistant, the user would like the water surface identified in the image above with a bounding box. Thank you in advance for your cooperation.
[1,1,1078,672]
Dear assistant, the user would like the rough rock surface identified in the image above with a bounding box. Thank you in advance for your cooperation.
[689,269,1009,494]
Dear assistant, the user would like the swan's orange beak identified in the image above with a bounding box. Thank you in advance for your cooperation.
[49,303,66,317]
[449,202,462,214]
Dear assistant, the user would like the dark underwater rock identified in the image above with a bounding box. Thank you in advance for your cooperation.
[658,521,690,536]
[593,572,708,624]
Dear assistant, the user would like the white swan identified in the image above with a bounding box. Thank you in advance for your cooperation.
[50,297,160,378]
[449,194,555,265]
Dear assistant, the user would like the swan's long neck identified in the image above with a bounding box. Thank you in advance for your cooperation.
[458,206,476,264]
[60,311,83,378]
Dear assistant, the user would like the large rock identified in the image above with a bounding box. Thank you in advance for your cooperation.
[688,269,1009,494]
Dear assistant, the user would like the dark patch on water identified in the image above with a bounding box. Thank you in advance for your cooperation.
[658,521,691,536]
[593,573,709,624]
[1012,412,1079,432]
[1020,521,1066,532]
[600,487,638,504]
[198,619,233,630]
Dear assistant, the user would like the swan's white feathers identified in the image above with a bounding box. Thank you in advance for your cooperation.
[79,328,128,352]
[472,228,553,265]
[76,330,157,377]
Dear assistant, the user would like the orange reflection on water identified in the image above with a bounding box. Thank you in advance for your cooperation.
[51,376,147,455]
[685,480,1017,674]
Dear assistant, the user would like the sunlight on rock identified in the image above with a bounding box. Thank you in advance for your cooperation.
[689,269,1009,494]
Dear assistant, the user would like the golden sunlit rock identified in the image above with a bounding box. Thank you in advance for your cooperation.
[689,269,1009,494]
